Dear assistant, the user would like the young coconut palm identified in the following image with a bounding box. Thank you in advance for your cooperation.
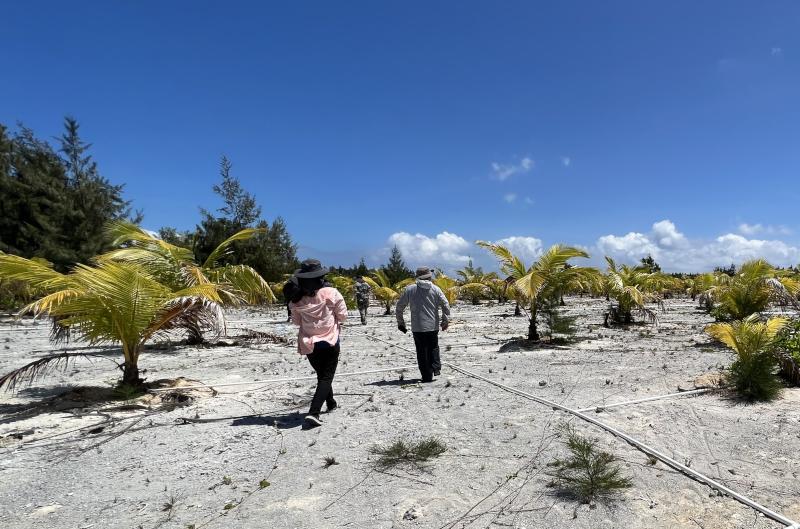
[706,315,789,400]
[456,260,496,305]
[0,254,226,389]
[685,273,716,302]
[478,242,600,341]
[701,259,799,321]
[433,273,459,305]
[603,257,674,326]
[327,275,356,309]
[362,270,413,315]
[100,221,275,342]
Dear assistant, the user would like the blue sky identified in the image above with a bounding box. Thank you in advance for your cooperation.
[2,1,799,272]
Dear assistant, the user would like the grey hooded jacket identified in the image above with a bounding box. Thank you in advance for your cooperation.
[395,280,451,333]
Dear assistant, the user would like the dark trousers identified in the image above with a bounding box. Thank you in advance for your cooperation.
[412,331,441,382]
[357,301,368,324]
[306,341,340,415]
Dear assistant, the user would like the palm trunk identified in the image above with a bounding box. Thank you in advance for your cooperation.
[121,345,143,387]
[514,302,521,317]
[185,323,205,345]
[122,360,141,386]
[384,302,392,315]
[527,305,539,341]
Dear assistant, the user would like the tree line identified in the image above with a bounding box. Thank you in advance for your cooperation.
[0,119,298,284]
[0,117,418,309]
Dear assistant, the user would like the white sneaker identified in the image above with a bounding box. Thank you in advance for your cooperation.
[304,414,322,427]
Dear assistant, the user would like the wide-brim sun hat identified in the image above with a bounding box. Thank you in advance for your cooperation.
[295,259,329,279]
[415,266,432,280]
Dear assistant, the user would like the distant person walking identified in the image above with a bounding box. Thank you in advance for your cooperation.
[354,276,372,325]
[396,267,451,382]
[288,259,348,428]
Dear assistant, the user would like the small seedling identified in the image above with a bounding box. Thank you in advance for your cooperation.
[547,426,632,503]
[259,480,270,489]
[323,456,339,468]
[646,455,658,466]
[223,502,237,511]
[222,476,232,485]
[162,493,179,513]
[370,437,446,470]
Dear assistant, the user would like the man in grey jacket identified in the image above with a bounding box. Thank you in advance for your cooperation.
[396,266,451,382]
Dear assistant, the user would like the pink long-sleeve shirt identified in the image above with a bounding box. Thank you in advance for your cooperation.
[289,287,348,354]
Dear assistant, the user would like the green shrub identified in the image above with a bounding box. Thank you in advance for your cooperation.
[547,426,632,503]
[774,318,800,386]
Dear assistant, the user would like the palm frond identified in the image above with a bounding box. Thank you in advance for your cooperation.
[0,352,97,392]
[210,264,276,304]
[146,296,225,342]
[371,269,393,288]
[0,253,72,292]
[202,228,266,269]
[395,277,416,290]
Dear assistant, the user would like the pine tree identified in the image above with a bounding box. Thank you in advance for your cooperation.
[639,254,661,273]
[0,119,133,271]
[382,245,412,285]
[57,117,133,263]
[59,116,97,183]
[212,155,261,227]
[192,156,298,282]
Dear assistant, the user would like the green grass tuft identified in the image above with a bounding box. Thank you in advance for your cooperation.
[369,437,446,470]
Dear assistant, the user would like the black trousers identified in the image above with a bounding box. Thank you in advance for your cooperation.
[412,331,441,382]
[306,341,340,415]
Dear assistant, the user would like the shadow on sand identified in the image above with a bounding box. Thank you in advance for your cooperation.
[231,410,308,429]
[366,378,432,387]
[0,385,116,426]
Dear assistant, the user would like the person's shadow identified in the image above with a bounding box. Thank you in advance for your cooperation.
[232,411,305,429]
[366,378,429,387]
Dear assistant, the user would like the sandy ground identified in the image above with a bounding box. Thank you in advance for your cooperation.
[1,297,799,529]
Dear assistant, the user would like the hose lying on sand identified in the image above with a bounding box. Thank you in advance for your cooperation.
[148,365,420,391]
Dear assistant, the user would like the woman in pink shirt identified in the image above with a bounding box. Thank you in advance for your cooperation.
[288,259,348,428]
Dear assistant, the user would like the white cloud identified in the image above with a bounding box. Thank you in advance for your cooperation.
[494,236,543,262]
[561,156,571,167]
[524,196,534,205]
[738,223,791,236]
[388,231,472,268]
[491,157,534,181]
[597,231,659,261]
[385,231,546,273]
[503,193,517,203]
[771,47,783,57]
[597,220,800,272]
[651,219,688,249]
